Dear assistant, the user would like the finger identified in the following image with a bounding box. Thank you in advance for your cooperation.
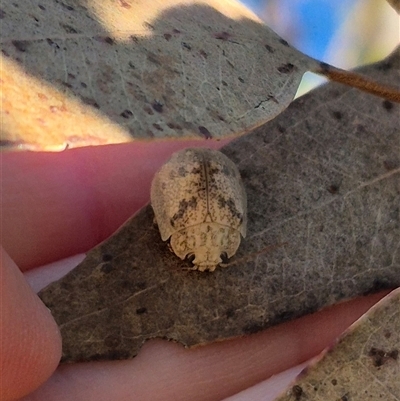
[0,248,62,401]
[1,139,229,270]
[21,291,386,401]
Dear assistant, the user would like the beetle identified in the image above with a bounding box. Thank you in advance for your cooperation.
[151,148,247,271]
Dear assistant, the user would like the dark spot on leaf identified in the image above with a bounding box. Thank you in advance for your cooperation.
[137,281,147,290]
[147,52,161,65]
[331,379,337,385]
[341,396,349,401]
[144,105,154,115]
[130,35,139,43]
[104,334,121,348]
[242,322,265,334]
[368,347,398,367]
[67,73,76,79]
[0,8,6,18]
[328,184,339,194]
[94,36,114,45]
[270,126,283,136]
[167,122,182,130]
[153,123,163,131]
[238,77,244,83]
[102,253,113,262]
[38,4,46,10]
[277,63,295,73]
[363,278,391,295]
[382,100,393,111]
[59,2,74,11]
[101,263,113,274]
[60,23,78,34]
[199,49,208,58]
[152,101,163,113]
[60,281,72,291]
[377,61,392,71]
[1,49,10,57]
[198,126,212,139]
[332,111,342,120]
[61,81,72,88]
[279,38,289,46]
[264,44,274,53]
[222,80,228,87]
[80,82,87,88]
[144,22,154,30]
[136,307,147,315]
[118,0,131,9]
[164,33,172,41]
[225,308,235,318]
[181,42,191,50]
[292,385,303,400]
[120,109,133,119]
[81,96,100,109]
[383,160,398,171]
[384,331,392,339]
[172,28,181,34]
[12,40,29,52]
[213,31,231,41]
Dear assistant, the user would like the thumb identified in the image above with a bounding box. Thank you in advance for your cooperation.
[0,247,62,401]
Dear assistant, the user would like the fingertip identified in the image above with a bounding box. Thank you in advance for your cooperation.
[0,247,62,401]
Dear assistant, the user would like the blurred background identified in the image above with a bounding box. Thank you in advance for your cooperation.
[241,0,399,95]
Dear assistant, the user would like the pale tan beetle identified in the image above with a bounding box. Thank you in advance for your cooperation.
[151,148,247,271]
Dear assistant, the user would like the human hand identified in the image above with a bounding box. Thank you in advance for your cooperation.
[1,140,387,401]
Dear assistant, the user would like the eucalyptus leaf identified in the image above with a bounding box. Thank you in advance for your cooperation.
[38,46,400,363]
[275,288,400,401]
[0,0,318,150]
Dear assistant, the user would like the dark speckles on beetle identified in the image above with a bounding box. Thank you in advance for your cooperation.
[172,197,198,223]
[177,166,187,177]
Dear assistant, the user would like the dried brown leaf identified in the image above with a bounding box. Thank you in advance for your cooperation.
[38,46,400,363]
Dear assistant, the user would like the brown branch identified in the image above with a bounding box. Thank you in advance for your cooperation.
[315,62,400,103]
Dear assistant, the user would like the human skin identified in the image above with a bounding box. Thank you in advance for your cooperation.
[0,140,388,401]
